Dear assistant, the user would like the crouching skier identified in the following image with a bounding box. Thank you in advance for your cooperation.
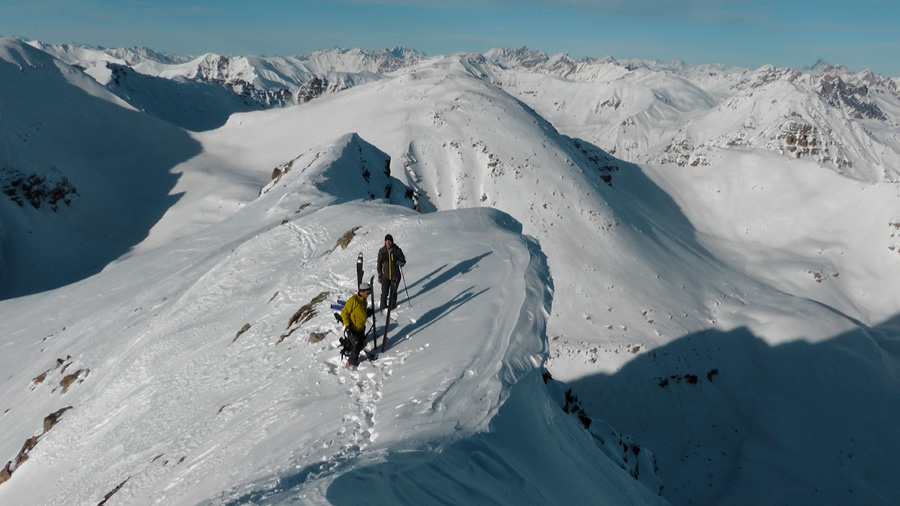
[340,282,373,369]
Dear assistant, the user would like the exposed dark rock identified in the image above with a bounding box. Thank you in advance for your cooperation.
[97,477,130,506]
[298,77,328,103]
[819,75,887,121]
[1,167,78,211]
[327,227,362,255]
[43,406,73,433]
[232,323,252,344]
[60,369,88,394]
[279,292,332,344]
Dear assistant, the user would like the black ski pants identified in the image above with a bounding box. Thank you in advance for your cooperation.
[346,328,366,366]
[380,278,400,311]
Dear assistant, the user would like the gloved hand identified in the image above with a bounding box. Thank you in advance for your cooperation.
[378,276,385,284]
[399,261,406,267]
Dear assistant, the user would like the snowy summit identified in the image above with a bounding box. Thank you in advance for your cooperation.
[1,38,900,506]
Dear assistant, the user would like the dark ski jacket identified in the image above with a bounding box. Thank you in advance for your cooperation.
[377,244,406,283]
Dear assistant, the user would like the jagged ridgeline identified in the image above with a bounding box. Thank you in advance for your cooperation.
[260,133,421,211]
[32,40,900,182]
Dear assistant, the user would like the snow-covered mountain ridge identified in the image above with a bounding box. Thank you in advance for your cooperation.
[31,40,426,114]
[483,47,900,182]
[32,40,900,184]
[2,37,900,506]
[0,102,666,504]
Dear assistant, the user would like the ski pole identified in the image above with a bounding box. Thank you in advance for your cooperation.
[399,265,412,308]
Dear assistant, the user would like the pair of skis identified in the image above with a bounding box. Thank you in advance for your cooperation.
[357,252,390,356]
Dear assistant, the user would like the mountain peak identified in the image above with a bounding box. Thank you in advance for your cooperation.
[807,57,832,73]
[484,46,550,69]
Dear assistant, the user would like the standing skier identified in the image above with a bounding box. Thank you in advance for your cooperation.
[377,234,406,311]
[340,282,373,369]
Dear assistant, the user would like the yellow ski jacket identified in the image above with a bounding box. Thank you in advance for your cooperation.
[341,293,368,332]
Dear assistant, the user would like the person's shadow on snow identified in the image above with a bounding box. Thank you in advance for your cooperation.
[401,251,492,306]
[383,286,489,350]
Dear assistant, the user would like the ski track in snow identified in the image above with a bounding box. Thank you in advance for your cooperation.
[4,215,377,505]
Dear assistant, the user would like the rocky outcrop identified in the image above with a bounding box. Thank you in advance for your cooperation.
[297,76,328,103]
[0,407,73,487]
[1,167,78,211]
[773,116,852,170]
[279,291,332,344]
[819,75,887,120]
[661,137,709,167]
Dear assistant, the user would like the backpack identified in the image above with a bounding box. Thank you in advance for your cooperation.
[335,312,354,360]
[339,332,354,360]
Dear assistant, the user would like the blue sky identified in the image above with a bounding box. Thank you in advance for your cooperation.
[2,0,899,76]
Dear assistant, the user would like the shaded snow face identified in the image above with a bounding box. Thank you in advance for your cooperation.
[0,39,202,299]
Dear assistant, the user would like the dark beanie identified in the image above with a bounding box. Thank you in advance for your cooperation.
[385,234,393,242]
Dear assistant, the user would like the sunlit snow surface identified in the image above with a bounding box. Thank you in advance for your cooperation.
[2,38,900,506]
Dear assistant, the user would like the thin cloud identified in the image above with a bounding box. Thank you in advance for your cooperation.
[311,0,767,23]
[538,0,769,23]
[307,0,507,7]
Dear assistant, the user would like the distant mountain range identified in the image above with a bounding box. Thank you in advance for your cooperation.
[25,39,900,184]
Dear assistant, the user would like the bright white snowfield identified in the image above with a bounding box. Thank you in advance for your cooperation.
[2,39,900,506]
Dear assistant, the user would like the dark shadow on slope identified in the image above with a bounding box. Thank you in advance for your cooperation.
[563,316,900,506]
[0,42,202,299]
[568,139,703,256]
[381,286,489,351]
[403,263,449,293]
[214,456,359,506]
[291,133,421,213]
[405,252,492,304]
[531,130,900,504]
[104,63,261,132]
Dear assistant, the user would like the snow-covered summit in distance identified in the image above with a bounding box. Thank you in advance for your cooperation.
[1,37,900,506]
[33,39,900,184]
[30,39,427,108]
[480,46,900,182]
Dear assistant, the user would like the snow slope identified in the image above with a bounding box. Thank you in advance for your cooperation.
[0,130,664,505]
[2,39,900,506]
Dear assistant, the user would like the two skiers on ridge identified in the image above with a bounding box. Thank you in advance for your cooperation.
[377,234,406,311]
[340,234,407,369]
